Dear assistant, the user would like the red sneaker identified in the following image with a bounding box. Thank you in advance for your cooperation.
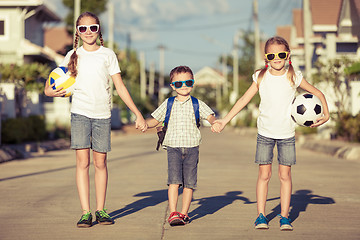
[179,213,190,224]
[168,212,185,226]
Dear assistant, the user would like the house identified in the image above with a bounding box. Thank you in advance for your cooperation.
[276,0,360,116]
[0,0,66,121]
[0,0,63,65]
[194,66,226,110]
[44,26,73,56]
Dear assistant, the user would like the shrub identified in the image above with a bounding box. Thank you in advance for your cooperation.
[1,115,47,144]
[335,112,360,142]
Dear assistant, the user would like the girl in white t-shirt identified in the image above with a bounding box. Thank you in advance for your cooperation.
[212,36,329,231]
[44,12,147,228]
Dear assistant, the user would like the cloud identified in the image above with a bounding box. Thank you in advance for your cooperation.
[112,0,230,41]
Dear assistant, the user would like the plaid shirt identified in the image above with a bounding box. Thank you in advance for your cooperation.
[151,96,214,148]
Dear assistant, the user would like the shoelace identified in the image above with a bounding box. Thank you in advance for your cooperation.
[98,209,110,218]
[80,211,91,221]
[277,214,291,224]
[255,214,268,224]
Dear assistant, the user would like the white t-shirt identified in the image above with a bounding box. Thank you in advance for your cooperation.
[60,46,121,119]
[253,70,303,139]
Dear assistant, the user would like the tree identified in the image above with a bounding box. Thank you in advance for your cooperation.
[312,57,360,141]
[0,63,51,117]
[218,30,260,114]
[313,57,355,118]
[62,0,108,34]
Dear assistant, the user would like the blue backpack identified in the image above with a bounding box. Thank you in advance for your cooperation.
[156,96,200,150]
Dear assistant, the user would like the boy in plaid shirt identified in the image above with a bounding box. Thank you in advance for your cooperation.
[147,66,216,226]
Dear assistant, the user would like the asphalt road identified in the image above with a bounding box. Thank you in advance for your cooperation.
[0,128,359,240]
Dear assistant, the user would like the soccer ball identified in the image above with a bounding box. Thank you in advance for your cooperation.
[48,66,75,97]
[291,93,323,127]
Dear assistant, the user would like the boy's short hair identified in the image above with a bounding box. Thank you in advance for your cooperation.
[170,66,194,82]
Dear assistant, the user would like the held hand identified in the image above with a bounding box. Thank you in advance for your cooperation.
[44,83,66,97]
[310,114,330,128]
[211,119,227,133]
[135,116,148,132]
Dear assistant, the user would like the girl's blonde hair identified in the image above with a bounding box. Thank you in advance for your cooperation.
[68,12,104,78]
[256,36,295,88]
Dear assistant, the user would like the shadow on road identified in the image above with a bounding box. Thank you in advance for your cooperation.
[109,189,168,221]
[266,189,335,222]
[0,151,159,182]
[189,191,253,222]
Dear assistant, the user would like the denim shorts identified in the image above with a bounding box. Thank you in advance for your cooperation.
[255,134,296,166]
[167,146,199,189]
[70,113,111,153]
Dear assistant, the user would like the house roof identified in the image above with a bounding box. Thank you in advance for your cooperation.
[293,9,304,38]
[0,0,44,6]
[0,0,61,22]
[310,0,342,25]
[194,66,225,87]
[44,27,73,55]
[276,25,291,44]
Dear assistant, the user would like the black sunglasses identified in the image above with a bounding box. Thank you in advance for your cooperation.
[171,79,195,89]
[77,24,99,34]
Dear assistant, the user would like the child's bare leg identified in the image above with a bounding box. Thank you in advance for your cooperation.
[278,164,292,218]
[76,149,91,213]
[93,151,108,211]
[181,187,193,215]
[168,184,180,212]
[256,164,272,216]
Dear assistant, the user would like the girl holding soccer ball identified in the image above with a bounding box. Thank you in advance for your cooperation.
[211,36,329,230]
[44,12,147,227]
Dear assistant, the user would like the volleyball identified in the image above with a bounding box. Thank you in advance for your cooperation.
[48,66,75,97]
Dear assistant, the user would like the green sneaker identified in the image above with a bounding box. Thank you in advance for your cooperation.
[77,211,92,228]
[95,209,114,225]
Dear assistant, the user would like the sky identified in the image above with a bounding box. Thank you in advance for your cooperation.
[45,0,303,74]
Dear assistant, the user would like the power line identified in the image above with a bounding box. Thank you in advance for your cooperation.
[118,17,250,32]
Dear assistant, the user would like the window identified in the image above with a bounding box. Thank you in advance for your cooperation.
[0,16,9,40]
[0,20,4,35]
[336,43,358,53]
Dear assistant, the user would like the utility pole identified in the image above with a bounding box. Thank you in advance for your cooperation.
[139,51,146,100]
[158,45,165,104]
[148,62,155,97]
[253,0,262,69]
[74,0,81,34]
[303,0,313,81]
[231,31,240,105]
[222,53,228,97]
[108,2,114,110]
[108,1,114,50]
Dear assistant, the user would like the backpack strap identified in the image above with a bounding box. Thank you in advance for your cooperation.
[163,96,175,130]
[163,96,200,130]
[191,96,200,128]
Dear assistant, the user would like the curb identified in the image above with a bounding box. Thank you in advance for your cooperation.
[0,139,70,164]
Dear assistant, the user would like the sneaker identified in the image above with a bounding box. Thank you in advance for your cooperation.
[254,213,269,229]
[77,211,92,228]
[168,212,185,226]
[278,214,293,231]
[179,213,190,224]
[95,209,114,225]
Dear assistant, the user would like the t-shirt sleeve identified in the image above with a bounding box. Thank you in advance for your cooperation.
[151,99,168,122]
[294,71,303,87]
[198,99,215,120]
[108,50,121,76]
[252,70,261,84]
[59,49,74,68]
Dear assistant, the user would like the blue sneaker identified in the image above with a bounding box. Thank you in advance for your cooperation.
[278,214,293,231]
[254,213,269,229]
